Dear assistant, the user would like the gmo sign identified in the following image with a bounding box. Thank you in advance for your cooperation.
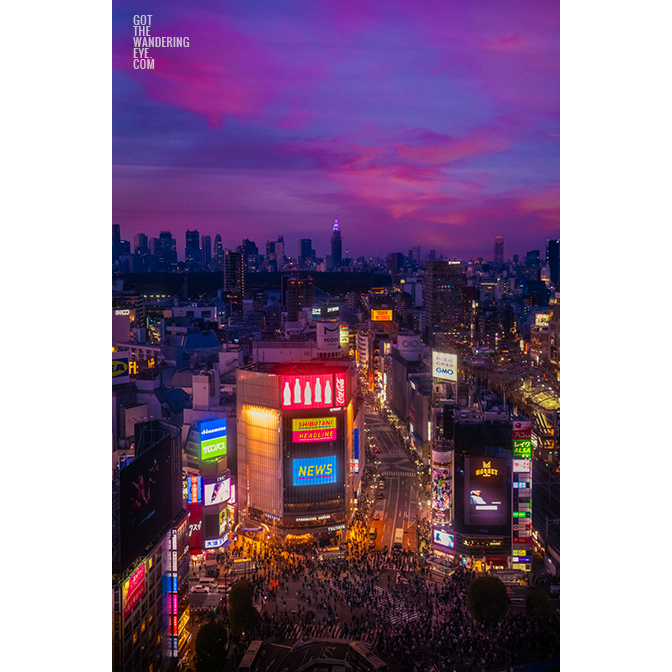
[432,352,457,382]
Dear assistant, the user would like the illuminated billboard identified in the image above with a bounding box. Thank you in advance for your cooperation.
[433,529,455,549]
[292,417,337,443]
[513,459,531,473]
[203,475,231,506]
[512,420,532,440]
[112,355,130,384]
[122,562,146,618]
[187,476,202,504]
[371,309,393,321]
[432,352,457,382]
[465,457,508,526]
[513,439,532,458]
[187,503,202,553]
[200,419,227,460]
[339,325,349,346]
[292,456,337,486]
[281,372,346,409]
[432,467,452,520]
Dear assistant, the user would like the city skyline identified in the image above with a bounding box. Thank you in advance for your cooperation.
[112,0,559,261]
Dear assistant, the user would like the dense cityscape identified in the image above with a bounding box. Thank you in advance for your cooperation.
[112,223,560,672]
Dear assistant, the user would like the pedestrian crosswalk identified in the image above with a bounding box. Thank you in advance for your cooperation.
[381,470,416,477]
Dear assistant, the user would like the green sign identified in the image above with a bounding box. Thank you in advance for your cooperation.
[513,511,529,518]
[513,439,532,457]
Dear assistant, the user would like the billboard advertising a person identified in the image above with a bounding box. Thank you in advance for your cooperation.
[119,433,178,571]
[292,455,337,486]
[464,457,508,526]
[432,466,452,520]
[203,474,231,507]
[432,352,457,382]
[433,529,455,549]
[292,417,338,443]
[200,419,227,461]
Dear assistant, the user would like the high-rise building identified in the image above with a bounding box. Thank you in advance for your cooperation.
[526,250,540,268]
[158,231,177,272]
[113,223,122,263]
[224,251,244,295]
[282,276,314,321]
[185,230,200,266]
[275,236,285,267]
[202,235,212,268]
[546,239,559,288]
[299,238,313,268]
[424,261,466,345]
[331,216,342,270]
[493,236,504,264]
[213,234,224,269]
[133,232,148,254]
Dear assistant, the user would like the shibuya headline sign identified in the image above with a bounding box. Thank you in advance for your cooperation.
[281,372,346,410]
[432,352,457,382]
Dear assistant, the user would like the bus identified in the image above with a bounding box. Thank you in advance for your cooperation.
[237,640,263,672]
[348,641,388,672]
[320,546,346,560]
[393,528,404,551]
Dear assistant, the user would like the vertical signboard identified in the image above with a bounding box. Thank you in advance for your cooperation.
[432,352,458,382]
[512,420,532,571]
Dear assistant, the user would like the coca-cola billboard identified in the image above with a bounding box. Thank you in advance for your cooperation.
[281,373,346,409]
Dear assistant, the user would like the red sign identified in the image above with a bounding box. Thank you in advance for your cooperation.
[187,503,203,554]
[122,562,146,619]
[281,374,343,409]
[513,537,532,545]
[334,372,346,406]
[513,421,532,440]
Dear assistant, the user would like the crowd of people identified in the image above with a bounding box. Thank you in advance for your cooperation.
[186,524,558,672]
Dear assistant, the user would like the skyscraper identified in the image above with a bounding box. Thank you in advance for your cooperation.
[112,223,122,263]
[299,238,312,268]
[185,230,200,266]
[213,234,224,269]
[224,251,244,296]
[282,276,315,321]
[331,216,342,270]
[424,260,466,345]
[546,239,560,288]
[158,231,177,271]
[493,236,504,264]
[202,235,212,268]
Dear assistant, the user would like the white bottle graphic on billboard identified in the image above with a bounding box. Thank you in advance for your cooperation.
[294,378,301,404]
[283,381,291,406]
[315,377,322,403]
[324,379,332,404]
[304,380,312,405]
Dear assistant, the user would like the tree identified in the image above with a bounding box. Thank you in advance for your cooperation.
[526,589,554,620]
[195,621,228,672]
[227,580,260,639]
[466,575,509,624]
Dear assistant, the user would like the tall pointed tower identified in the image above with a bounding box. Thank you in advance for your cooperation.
[330,215,342,270]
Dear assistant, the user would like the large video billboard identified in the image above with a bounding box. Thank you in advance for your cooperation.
[292,417,337,443]
[464,457,508,526]
[432,352,457,381]
[281,372,346,409]
[119,432,179,571]
[203,474,231,506]
[200,419,227,460]
[433,528,455,549]
[292,456,337,486]
[432,466,452,520]
[187,503,203,554]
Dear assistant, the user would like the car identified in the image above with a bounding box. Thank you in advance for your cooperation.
[374,447,381,453]
[191,584,208,593]
[378,480,385,488]
[376,492,384,499]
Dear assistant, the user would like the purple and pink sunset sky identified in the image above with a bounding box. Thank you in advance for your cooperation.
[112,0,559,262]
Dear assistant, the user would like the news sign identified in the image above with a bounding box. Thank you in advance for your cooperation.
[292,456,337,486]
[122,562,146,618]
[200,419,227,460]
[292,417,337,443]
[371,309,393,321]
[432,352,457,382]
[281,372,346,409]
[203,475,231,506]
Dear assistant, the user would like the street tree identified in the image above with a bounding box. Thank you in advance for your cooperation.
[466,575,509,624]
[227,580,260,639]
[195,621,228,672]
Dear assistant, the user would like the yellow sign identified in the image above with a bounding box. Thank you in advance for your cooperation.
[475,461,498,477]
[112,360,128,377]
[371,309,393,321]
